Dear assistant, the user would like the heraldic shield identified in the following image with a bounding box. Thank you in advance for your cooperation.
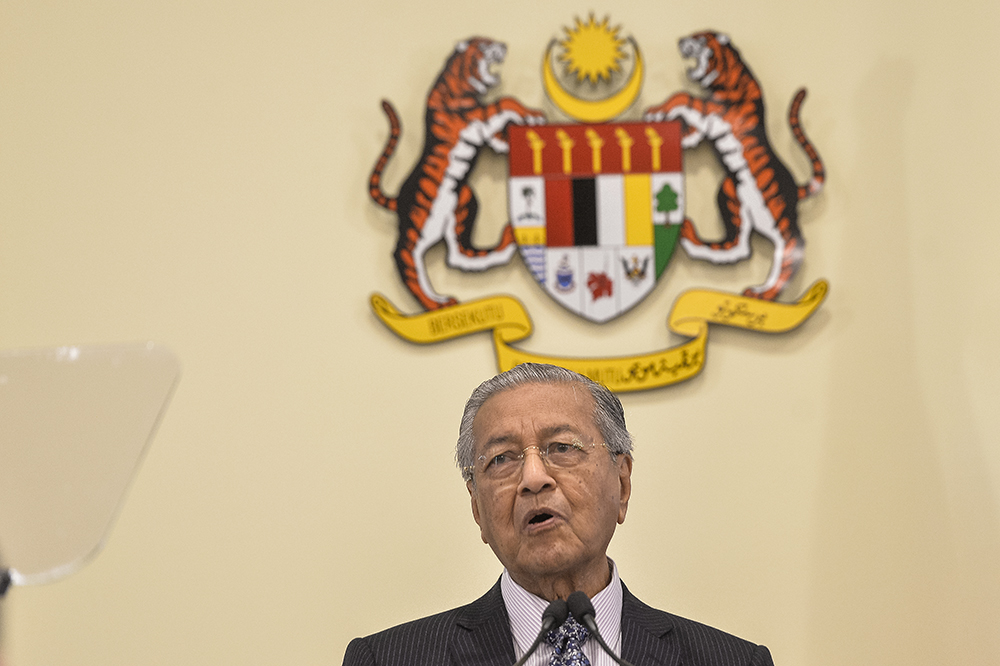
[508,121,684,323]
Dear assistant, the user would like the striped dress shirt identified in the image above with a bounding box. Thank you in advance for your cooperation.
[500,560,623,666]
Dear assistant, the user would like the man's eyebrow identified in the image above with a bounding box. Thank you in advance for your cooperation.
[482,424,581,449]
[538,424,580,439]
[482,433,519,449]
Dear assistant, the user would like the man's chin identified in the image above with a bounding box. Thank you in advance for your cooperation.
[510,545,583,581]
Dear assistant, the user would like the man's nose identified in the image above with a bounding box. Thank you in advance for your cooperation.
[518,447,554,494]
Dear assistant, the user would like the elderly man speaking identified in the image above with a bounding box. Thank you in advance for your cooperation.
[344,363,774,666]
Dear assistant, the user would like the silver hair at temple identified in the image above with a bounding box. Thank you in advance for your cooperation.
[456,363,633,482]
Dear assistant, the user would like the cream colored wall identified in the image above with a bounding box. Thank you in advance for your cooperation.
[1,0,997,664]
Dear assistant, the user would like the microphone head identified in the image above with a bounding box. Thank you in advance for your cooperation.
[542,598,569,631]
[567,591,595,623]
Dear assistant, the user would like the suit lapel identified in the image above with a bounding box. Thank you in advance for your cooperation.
[449,579,517,666]
[620,583,682,666]
[445,579,682,666]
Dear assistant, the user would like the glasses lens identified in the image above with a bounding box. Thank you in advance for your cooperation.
[481,449,520,478]
[543,441,588,468]
[477,442,595,480]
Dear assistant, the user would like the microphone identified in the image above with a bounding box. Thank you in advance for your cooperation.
[512,598,568,666]
[567,591,636,666]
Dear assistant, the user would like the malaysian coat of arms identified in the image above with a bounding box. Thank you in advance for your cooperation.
[367,17,828,392]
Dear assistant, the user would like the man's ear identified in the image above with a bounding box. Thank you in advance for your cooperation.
[617,454,633,524]
[468,480,488,544]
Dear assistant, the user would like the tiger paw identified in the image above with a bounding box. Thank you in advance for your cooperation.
[644,100,679,122]
[523,109,547,125]
[644,106,667,122]
[498,224,516,248]
[741,286,778,301]
[645,93,696,122]
[507,106,546,126]
[424,296,460,311]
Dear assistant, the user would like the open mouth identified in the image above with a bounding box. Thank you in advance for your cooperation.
[525,510,560,531]
[529,512,554,525]
[679,38,711,83]
[480,57,500,87]
[478,41,506,88]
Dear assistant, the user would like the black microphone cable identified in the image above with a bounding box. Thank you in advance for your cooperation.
[512,598,569,666]
[567,591,636,666]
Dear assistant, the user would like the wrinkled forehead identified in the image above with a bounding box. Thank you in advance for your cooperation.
[471,381,599,451]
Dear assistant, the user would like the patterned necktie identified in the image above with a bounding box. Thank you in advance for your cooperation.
[546,615,591,666]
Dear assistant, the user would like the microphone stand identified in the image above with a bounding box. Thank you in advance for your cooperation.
[567,591,636,666]
[513,599,569,666]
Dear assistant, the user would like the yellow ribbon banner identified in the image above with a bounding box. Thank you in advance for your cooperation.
[370,279,828,393]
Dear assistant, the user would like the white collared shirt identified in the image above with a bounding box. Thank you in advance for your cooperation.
[500,561,623,666]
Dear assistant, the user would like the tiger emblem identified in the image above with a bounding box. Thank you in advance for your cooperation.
[645,31,825,300]
[369,38,545,311]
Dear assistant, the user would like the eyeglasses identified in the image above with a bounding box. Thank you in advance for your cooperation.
[467,440,611,482]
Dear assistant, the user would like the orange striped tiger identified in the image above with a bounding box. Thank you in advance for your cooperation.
[644,31,825,300]
[369,37,545,311]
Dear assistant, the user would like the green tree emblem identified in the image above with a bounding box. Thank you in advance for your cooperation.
[655,182,679,214]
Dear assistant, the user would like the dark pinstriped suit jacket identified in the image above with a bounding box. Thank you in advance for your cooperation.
[343,580,774,666]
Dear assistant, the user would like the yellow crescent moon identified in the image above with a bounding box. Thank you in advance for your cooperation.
[543,37,644,123]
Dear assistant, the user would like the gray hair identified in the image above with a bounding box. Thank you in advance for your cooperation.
[456,363,633,482]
